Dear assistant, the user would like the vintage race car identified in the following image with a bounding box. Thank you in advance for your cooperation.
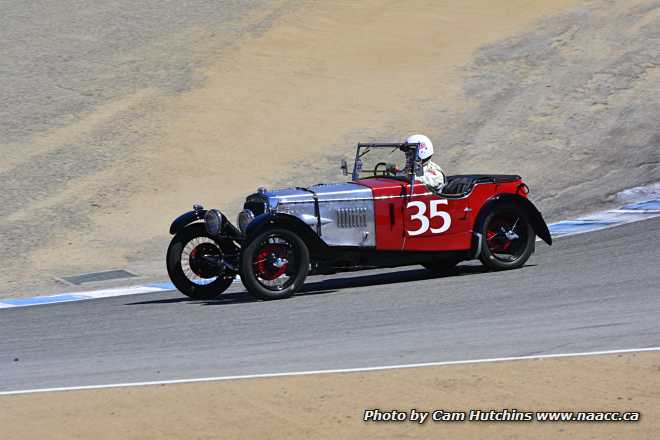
[166,142,552,300]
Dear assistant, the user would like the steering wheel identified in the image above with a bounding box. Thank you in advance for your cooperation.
[374,162,388,176]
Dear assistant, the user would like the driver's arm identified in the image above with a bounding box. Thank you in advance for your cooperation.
[418,161,446,194]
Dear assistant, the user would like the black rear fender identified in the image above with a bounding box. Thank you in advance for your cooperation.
[245,213,329,255]
[474,194,552,246]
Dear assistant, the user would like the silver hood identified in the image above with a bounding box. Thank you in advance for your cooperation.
[246,182,375,247]
[263,182,372,205]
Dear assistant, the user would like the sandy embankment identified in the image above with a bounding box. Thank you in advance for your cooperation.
[75,0,583,255]
[2,0,658,296]
[2,351,658,439]
[1,0,585,296]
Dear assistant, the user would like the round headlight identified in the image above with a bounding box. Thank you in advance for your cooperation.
[204,209,223,235]
[237,209,255,233]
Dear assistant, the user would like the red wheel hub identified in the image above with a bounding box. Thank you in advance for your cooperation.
[253,244,289,280]
[188,243,220,278]
[486,217,514,253]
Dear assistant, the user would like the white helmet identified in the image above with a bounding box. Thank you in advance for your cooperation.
[405,134,433,161]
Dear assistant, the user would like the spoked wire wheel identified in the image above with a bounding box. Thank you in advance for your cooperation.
[485,214,528,262]
[181,237,221,286]
[241,229,309,300]
[479,204,535,270]
[252,237,295,290]
[166,224,235,299]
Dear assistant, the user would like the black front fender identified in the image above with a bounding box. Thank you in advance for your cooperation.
[475,194,552,245]
[169,209,206,235]
[169,209,243,239]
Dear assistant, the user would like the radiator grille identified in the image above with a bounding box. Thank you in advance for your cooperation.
[336,207,368,228]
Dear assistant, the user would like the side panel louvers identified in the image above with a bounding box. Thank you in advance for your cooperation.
[336,207,368,228]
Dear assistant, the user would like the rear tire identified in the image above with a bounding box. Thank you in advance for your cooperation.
[240,228,309,300]
[477,203,535,271]
[166,224,235,300]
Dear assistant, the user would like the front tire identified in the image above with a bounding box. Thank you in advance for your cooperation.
[166,224,235,299]
[477,203,535,271]
[240,228,310,300]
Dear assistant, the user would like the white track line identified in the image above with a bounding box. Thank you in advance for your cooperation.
[2,346,658,396]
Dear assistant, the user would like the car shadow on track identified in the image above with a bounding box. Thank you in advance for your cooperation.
[299,264,491,295]
[125,263,525,306]
[125,291,256,306]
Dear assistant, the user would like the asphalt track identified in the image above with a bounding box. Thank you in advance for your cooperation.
[1,217,659,393]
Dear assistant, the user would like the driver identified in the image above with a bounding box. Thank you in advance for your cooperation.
[405,134,446,194]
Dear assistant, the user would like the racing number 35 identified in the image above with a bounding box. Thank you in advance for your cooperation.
[406,199,452,236]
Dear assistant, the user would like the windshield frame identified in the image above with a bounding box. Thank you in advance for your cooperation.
[351,142,421,182]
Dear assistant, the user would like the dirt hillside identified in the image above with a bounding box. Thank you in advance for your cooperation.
[1,0,658,297]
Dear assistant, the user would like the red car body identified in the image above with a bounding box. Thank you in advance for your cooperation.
[358,176,533,252]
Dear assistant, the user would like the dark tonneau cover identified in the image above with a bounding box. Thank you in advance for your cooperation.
[442,174,521,196]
